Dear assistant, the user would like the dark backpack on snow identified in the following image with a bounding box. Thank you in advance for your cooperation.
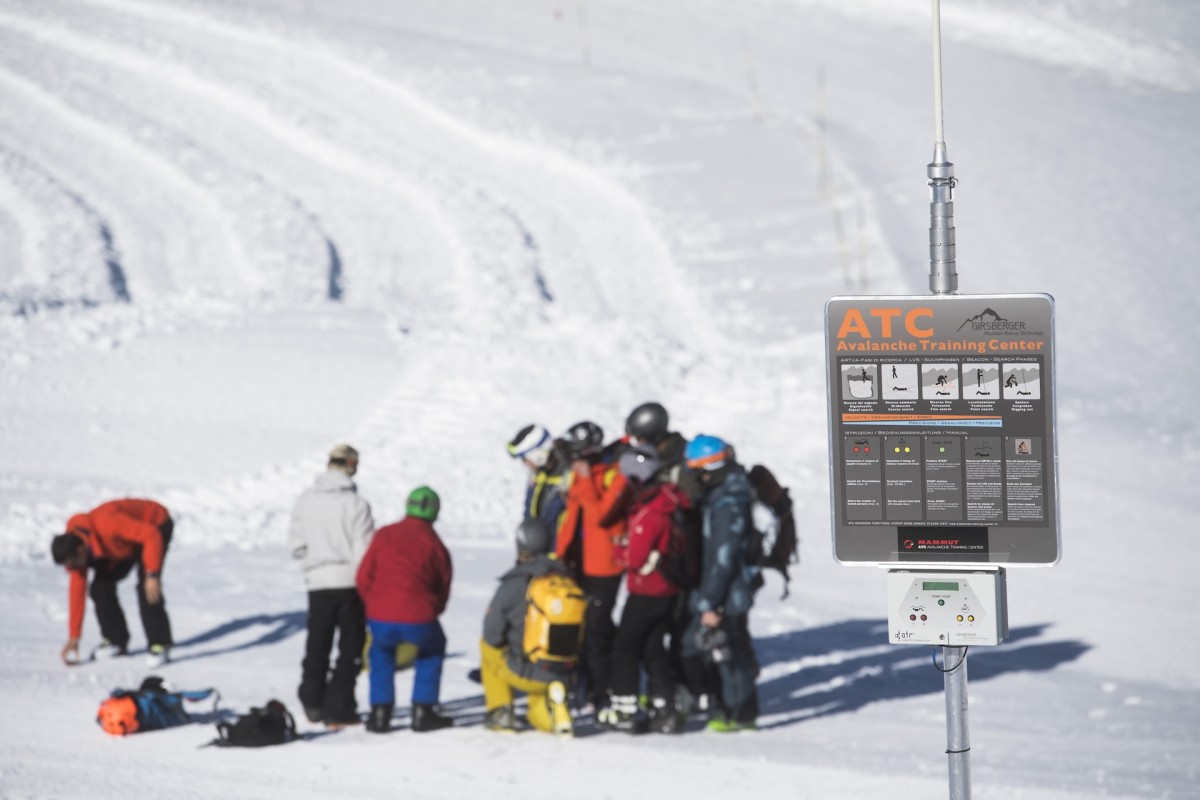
[212,699,296,748]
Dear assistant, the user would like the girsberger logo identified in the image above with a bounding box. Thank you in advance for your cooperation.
[956,308,1026,333]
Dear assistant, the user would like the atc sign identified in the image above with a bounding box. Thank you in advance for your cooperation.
[824,294,1060,566]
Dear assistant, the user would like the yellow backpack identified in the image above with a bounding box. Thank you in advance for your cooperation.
[523,572,587,667]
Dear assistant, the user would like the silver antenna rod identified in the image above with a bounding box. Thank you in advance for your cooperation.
[928,0,958,294]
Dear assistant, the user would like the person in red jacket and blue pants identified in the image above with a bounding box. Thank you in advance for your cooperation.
[356,486,454,733]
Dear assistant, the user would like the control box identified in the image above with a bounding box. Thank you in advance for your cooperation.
[886,569,1008,645]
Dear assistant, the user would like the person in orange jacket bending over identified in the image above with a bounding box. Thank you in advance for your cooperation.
[50,498,175,667]
[553,421,630,712]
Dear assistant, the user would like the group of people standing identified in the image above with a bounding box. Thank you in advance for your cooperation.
[49,400,765,737]
[495,401,763,735]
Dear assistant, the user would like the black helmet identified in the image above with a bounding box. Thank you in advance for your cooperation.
[515,518,551,556]
[561,420,604,459]
[625,402,669,444]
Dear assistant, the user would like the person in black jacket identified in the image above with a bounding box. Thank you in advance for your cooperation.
[682,434,761,732]
[480,519,576,736]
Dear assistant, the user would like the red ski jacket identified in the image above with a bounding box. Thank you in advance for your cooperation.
[617,483,684,597]
[356,516,453,624]
[64,499,171,639]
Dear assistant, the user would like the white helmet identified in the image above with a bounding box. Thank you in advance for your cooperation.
[507,424,554,468]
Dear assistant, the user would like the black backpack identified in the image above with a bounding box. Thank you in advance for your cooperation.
[212,700,296,748]
[747,464,799,598]
[660,503,702,590]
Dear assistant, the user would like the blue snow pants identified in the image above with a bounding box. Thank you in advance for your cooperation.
[367,619,446,706]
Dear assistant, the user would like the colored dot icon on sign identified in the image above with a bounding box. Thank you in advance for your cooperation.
[864,447,870,453]
[894,447,900,453]
[939,447,946,453]
[904,447,911,453]
[853,447,860,453]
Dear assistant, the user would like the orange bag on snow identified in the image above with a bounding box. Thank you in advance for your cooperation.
[97,695,140,736]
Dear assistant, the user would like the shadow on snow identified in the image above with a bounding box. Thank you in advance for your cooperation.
[167,614,1087,732]
[170,611,308,663]
[753,619,1090,730]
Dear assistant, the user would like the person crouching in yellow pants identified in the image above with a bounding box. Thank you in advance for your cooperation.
[480,519,576,735]
[480,640,570,733]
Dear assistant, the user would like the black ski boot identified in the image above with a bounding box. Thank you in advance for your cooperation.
[598,695,646,734]
[411,703,453,732]
[483,705,518,733]
[366,704,393,733]
[648,697,680,734]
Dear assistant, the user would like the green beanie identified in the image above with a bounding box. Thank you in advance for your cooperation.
[406,486,440,522]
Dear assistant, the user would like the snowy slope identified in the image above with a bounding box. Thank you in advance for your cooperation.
[1,1,1198,798]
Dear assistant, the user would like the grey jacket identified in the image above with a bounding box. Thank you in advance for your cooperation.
[288,470,375,591]
[689,462,759,618]
[483,555,571,683]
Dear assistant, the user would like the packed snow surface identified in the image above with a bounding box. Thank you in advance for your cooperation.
[1,1,1197,798]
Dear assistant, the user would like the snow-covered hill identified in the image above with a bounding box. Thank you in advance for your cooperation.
[1,1,1197,797]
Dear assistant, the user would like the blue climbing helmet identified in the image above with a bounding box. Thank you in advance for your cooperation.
[406,486,441,521]
[685,434,729,472]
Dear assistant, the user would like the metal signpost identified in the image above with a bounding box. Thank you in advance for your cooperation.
[823,2,1060,799]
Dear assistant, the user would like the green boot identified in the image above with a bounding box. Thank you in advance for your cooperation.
[705,715,757,733]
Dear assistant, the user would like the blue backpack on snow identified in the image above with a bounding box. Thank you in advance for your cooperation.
[97,676,218,736]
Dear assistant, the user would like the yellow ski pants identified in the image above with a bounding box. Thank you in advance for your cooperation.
[480,640,560,733]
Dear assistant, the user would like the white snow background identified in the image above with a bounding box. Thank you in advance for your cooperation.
[1,0,1198,797]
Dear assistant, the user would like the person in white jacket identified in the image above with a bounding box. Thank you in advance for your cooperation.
[289,443,375,726]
